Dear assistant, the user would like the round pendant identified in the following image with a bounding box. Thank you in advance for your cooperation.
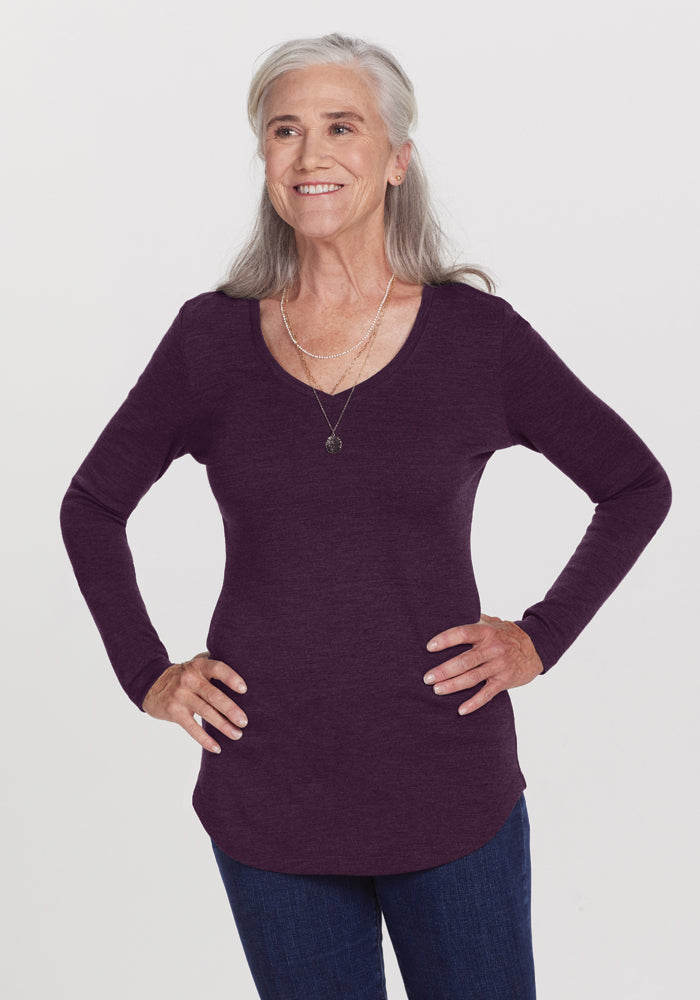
[325,433,342,454]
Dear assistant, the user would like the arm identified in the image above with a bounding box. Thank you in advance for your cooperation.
[59,305,204,711]
[424,298,672,710]
[500,299,672,671]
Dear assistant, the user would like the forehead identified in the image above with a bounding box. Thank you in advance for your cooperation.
[263,63,381,119]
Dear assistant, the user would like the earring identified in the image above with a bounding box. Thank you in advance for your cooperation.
[395,174,402,182]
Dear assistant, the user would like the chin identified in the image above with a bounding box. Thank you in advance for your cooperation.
[289,215,350,241]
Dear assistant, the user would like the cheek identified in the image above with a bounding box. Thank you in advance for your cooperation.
[263,146,289,183]
[264,159,279,184]
[265,181,293,220]
[354,148,393,187]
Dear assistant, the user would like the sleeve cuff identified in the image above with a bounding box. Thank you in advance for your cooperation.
[513,617,560,674]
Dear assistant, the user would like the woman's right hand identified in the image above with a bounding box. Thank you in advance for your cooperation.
[141,652,248,754]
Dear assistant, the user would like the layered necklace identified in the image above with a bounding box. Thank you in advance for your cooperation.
[279,273,396,454]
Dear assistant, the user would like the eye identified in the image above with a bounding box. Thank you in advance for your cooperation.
[330,124,354,135]
[272,126,299,138]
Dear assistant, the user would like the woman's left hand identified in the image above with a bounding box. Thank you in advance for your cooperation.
[423,613,544,715]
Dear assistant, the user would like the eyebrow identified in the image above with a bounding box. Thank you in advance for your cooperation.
[265,111,365,129]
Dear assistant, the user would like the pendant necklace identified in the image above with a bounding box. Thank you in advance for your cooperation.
[280,274,396,454]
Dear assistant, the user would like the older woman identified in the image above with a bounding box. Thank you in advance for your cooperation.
[60,32,671,1000]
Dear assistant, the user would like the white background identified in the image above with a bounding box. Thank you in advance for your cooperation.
[2,1,697,997]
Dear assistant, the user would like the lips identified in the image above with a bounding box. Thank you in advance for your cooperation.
[294,183,344,195]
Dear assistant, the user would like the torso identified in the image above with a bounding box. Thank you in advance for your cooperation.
[258,281,425,395]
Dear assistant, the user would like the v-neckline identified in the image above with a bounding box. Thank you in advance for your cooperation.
[250,284,435,400]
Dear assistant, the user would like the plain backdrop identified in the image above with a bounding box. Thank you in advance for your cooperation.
[2,1,697,997]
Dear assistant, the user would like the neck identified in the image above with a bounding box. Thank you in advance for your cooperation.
[291,221,394,305]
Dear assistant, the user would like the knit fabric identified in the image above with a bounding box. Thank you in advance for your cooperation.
[60,282,671,875]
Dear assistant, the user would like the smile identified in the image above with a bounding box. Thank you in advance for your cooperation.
[294,184,344,195]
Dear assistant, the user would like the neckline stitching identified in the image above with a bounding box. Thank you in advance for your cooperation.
[250,285,434,399]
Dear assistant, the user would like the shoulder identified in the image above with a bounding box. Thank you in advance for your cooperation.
[429,282,556,358]
[176,289,258,354]
[168,289,262,387]
[426,282,522,367]
[427,280,513,329]
[179,289,256,327]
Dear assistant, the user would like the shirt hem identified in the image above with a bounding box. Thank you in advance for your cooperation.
[193,772,527,876]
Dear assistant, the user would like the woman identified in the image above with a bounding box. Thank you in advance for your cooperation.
[60,32,672,1000]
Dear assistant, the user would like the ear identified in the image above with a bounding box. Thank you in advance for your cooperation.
[387,141,413,186]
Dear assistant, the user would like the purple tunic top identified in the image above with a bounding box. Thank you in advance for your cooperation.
[59,282,671,875]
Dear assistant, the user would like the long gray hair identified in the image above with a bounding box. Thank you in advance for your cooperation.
[214,33,495,298]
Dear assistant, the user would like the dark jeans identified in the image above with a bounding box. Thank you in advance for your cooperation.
[210,792,536,1000]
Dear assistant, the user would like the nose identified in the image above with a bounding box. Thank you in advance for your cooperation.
[295,129,331,172]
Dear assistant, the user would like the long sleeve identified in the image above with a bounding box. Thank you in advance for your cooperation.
[64,281,668,875]
[499,300,673,672]
[59,304,206,711]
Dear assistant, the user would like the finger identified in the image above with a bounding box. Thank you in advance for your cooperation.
[192,654,247,695]
[175,692,244,748]
[423,647,486,685]
[200,681,249,730]
[192,662,249,727]
[182,658,247,716]
[173,700,224,754]
[457,679,504,716]
[181,674,248,732]
[430,661,497,695]
[207,657,248,695]
[426,621,492,652]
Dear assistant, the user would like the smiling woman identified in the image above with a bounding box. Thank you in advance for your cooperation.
[59,30,672,1000]
[254,60,427,395]
[261,62,407,250]
[220,33,494,302]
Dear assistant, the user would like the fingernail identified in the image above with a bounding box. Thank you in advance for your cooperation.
[428,640,438,650]
[423,673,435,684]
[211,744,221,753]
[237,682,247,693]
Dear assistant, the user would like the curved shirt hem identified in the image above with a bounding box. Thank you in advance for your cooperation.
[193,772,527,876]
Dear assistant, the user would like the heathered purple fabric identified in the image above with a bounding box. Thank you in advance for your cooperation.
[59,282,671,875]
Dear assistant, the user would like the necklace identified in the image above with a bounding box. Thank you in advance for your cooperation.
[295,320,380,453]
[280,273,396,359]
[298,312,378,396]
[282,274,396,453]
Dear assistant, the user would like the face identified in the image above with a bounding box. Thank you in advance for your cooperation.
[261,63,410,244]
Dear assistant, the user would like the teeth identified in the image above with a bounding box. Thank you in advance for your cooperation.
[296,183,343,195]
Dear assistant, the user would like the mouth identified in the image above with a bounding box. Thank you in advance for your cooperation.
[293,183,344,196]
